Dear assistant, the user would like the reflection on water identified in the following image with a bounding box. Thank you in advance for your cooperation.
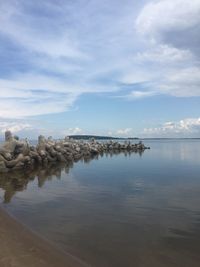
[0,150,143,204]
[0,162,71,203]
[1,140,200,267]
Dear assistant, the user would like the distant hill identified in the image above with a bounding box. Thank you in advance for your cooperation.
[68,135,139,140]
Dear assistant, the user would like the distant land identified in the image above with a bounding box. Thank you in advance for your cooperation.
[68,135,200,140]
[68,135,139,140]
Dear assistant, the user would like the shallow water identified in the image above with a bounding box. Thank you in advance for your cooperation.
[1,140,200,267]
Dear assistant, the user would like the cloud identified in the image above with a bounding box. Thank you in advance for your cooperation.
[116,128,133,137]
[132,0,200,98]
[0,1,90,119]
[122,90,158,99]
[62,127,83,136]
[108,128,137,137]
[0,0,199,121]
[0,78,79,118]
[0,0,126,118]
[143,118,200,137]
[0,121,32,134]
[0,120,85,139]
[0,1,86,59]
[136,44,193,64]
[159,67,200,96]
[136,0,200,52]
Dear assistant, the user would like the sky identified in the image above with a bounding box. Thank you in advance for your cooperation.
[0,0,200,138]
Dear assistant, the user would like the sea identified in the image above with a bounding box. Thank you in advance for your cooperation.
[0,139,200,267]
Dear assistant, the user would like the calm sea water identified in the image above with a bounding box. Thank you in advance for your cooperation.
[1,140,200,267]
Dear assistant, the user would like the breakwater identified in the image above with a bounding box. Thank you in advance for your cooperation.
[0,131,150,173]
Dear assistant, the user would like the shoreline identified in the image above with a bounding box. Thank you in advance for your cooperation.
[0,205,90,267]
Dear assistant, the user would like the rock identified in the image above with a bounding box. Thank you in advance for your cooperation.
[38,150,47,158]
[56,153,66,162]
[0,152,12,161]
[5,130,12,142]
[14,135,19,140]
[12,161,25,170]
[5,154,25,168]
[0,161,8,172]
[0,131,18,154]
[0,131,150,172]
[90,147,99,155]
[37,135,47,151]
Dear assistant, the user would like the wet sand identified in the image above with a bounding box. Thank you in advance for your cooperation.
[0,206,89,267]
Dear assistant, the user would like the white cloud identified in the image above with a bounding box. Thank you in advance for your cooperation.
[0,121,32,134]
[0,0,199,122]
[124,90,158,99]
[0,2,91,119]
[107,131,113,136]
[132,0,200,98]
[136,44,193,64]
[159,67,200,97]
[0,74,80,94]
[0,90,78,118]
[136,0,200,40]
[108,128,134,137]
[116,128,133,136]
[0,1,86,59]
[62,127,83,136]
[120,69,156,85]
[143,118,200,137]
[0,73,116,118]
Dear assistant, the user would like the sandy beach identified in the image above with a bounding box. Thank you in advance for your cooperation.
[0,206,89,267]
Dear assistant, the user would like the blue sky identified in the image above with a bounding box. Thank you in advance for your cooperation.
[0,0,200,138]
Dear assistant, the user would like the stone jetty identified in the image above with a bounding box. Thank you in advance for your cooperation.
[0,131,150,173]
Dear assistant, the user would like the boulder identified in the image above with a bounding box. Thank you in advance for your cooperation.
[0,161,8,172]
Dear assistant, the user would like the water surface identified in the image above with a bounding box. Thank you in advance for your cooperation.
[1,140,200,267]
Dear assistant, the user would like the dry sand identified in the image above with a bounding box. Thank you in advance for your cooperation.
[0,206,90,267]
